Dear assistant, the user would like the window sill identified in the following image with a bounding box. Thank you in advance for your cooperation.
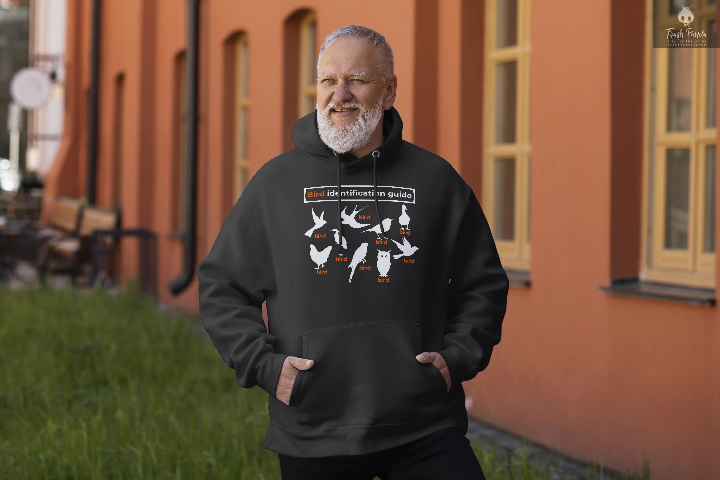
[506,269,530,288]
[600,276,715,307]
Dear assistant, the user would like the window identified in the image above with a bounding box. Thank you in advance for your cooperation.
[233,34,249,201]
[484,0,532,271]
[173,51,187,233]
[298,11,317,117]
[643,0,716,288]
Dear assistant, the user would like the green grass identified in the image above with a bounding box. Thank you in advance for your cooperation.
[0,281,650,480]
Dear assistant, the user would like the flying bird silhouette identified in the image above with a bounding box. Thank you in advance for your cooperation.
[305,208,327,237]
[309,244,332,269]
[362,218,393,238]
[391,237,419,259]
[348,242,369,282]
[342,205,371,228]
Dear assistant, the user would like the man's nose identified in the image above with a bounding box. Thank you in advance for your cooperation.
[332,81,353,103]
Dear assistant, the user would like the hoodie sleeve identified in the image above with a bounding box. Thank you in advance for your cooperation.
[197,183,288,398]
[438,187,510,389]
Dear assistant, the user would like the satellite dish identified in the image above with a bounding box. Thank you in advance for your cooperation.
[9,67,52,110]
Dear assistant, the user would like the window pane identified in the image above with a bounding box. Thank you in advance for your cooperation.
[495,60,517,144]
[236,167,247,200]
[527,157,531,242]
[241,40,248,99]
[305,19,316,87]
[528,73,532,142]
[704,145,716,253]
[496,0,517,48]
[493,157,515,240]
[667,47,693,132]
[707,20,716,128]
[664,148,690,250]
[305,94,316,115]
[669,0,686,14]
[237,106,247,160]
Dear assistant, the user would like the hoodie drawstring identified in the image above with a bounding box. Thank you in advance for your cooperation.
[372,150,388,240]
[334,149,387,251]
[335,151,343,249]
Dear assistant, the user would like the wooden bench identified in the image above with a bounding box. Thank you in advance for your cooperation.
[36,196,84,239]
[39,204,120,285]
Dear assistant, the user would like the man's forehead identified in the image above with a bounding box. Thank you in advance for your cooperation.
[318,70,371,78]
[317,37,380,75]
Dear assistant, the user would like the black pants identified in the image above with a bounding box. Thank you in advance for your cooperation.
[277,427,486,480]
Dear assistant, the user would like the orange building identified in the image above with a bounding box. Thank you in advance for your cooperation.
[43,1,720,478]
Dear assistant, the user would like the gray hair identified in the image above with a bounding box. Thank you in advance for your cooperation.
[317,25,394,84]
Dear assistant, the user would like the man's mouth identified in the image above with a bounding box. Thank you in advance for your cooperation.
[331,107,358,113]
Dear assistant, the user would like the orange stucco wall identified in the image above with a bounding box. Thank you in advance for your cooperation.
[43,0,720,478]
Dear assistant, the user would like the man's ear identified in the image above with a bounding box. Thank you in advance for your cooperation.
[383,75,398,110]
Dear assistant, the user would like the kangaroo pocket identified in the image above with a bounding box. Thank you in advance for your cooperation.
[292,321,448,430]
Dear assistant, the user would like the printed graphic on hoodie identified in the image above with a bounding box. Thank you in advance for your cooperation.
[304,185,418,283]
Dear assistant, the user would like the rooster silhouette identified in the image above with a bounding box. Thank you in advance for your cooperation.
[348,242,369,282]
[390,237,419,259]
[305,208,327,237]
[309,244,332,269]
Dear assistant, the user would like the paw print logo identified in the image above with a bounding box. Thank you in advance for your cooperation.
[678,6,694,27]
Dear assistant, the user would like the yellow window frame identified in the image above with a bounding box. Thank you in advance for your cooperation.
[234,34,249,201]
[298,11,317,118]
[483,0,532,271]
[641,0,716,289]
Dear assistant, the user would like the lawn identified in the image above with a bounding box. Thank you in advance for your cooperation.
[0,282,649,480]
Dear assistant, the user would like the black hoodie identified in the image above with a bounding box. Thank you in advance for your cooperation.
[197,106,510,458]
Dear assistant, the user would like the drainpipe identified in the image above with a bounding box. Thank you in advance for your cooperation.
[85,0,101,205]
[169,0,200,295]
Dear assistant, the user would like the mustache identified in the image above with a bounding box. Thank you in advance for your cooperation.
[321,101,364,115]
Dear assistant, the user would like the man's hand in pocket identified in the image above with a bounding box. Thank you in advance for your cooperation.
[416,352,451,392]
[276,356,314,405]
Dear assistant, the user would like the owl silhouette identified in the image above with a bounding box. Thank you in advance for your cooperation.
[377,250,391,277]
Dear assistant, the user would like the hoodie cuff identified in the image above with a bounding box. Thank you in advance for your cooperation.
[249,351,289,398]
[437,346,468,392]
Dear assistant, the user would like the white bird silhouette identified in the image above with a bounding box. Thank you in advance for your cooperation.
[362,218,393,238]
[341,205,371,228]
[391,237,419,259]
[305,208,327,237]
[398,205,411,233]
[330,228,347,254]
[377,250,391,277]
[309,244,332,269]
[348,242,368,282]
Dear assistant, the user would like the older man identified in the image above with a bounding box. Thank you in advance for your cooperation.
[197,25,509,480]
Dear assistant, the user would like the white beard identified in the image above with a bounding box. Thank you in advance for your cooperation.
[316,94,384,154]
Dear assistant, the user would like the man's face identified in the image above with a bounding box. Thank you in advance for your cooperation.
[315,37,394,154]
[317,37,386,128]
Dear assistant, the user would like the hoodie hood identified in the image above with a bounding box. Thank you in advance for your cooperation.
[291,106,404,245]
